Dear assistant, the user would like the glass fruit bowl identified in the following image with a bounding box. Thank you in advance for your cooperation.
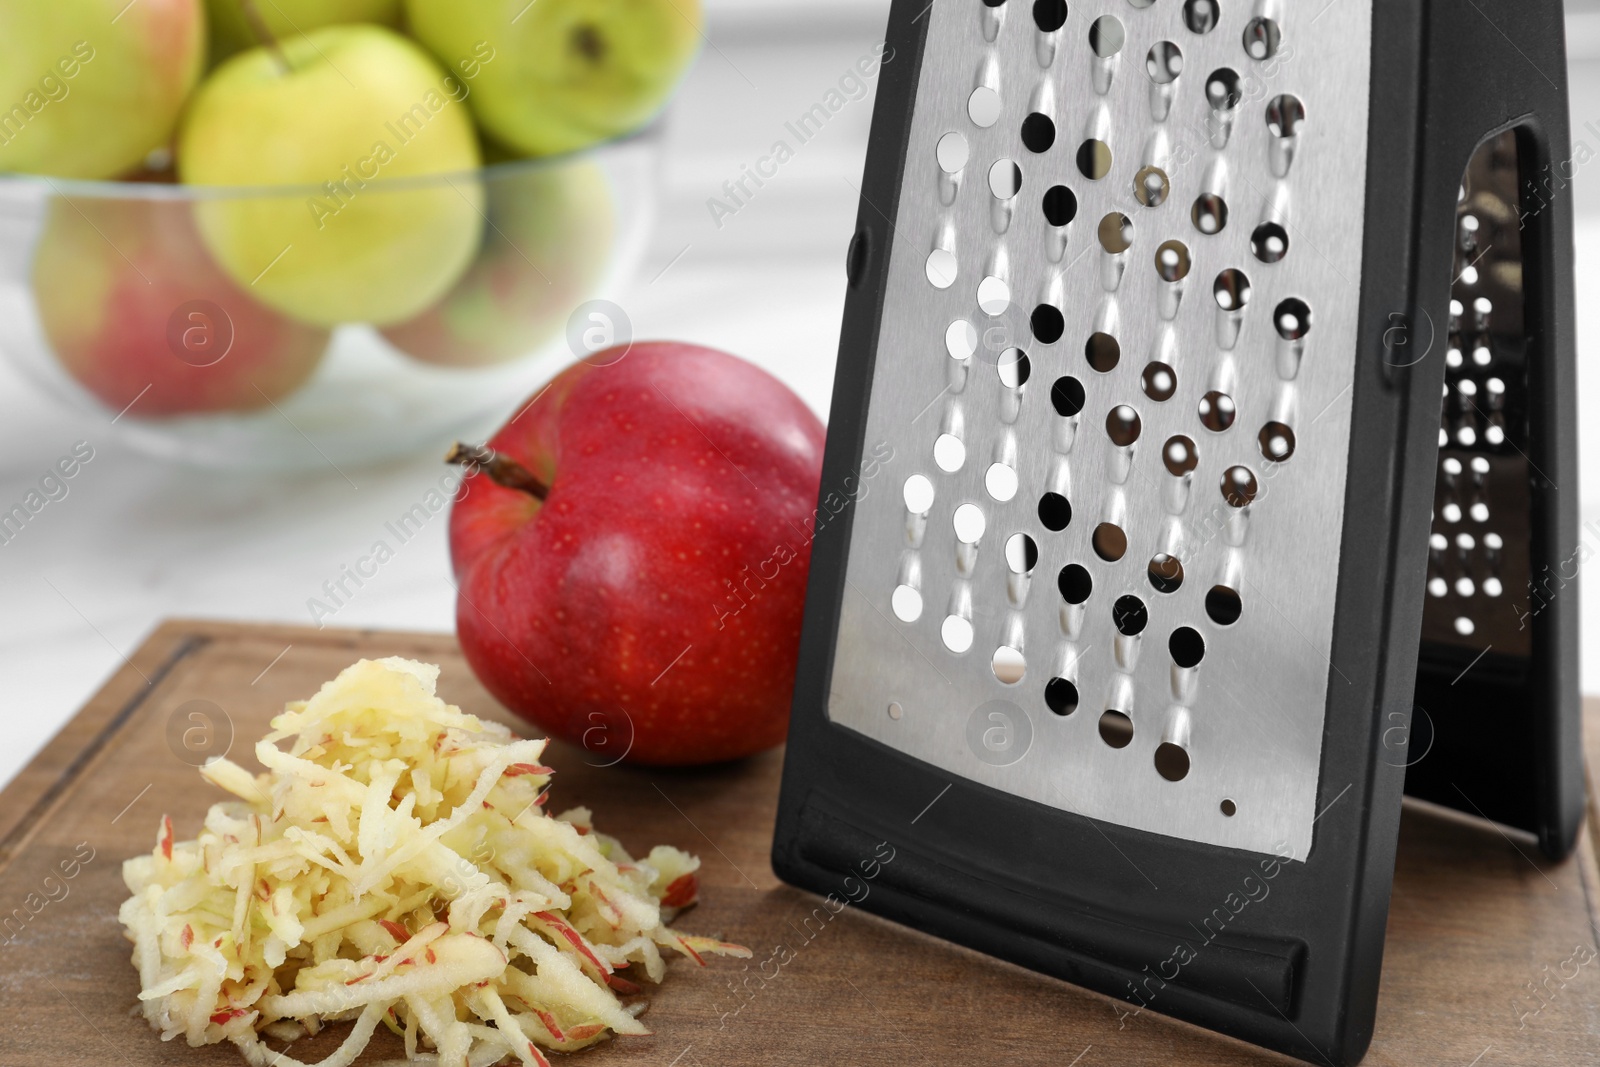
[0,134,655,469]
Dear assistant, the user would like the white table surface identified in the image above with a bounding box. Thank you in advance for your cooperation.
[0,2,1596,791]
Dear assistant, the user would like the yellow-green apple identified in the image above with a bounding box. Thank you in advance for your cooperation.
[448,343,825,765]
[405,0,701,157]
[204,0,401,62]
[380,160,613,366]
[0,0,204,179]
[178,24,484,327]
[31,197,329,417]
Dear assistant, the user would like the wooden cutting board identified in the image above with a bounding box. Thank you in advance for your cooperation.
[1,620,1596,1066]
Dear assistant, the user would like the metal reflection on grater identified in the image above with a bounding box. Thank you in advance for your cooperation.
[823,0,1371,858]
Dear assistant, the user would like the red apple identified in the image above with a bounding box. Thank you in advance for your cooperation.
[448,342,825,765]
[31,197,329,418]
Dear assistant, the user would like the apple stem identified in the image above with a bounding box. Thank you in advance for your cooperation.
[447,442,550,501]
[237,0,291,73]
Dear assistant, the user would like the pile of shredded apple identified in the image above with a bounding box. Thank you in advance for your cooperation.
[119,657,748,1067]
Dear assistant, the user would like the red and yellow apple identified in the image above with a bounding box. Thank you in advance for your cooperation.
[0,0,204,179]
[31,197,329,417]
[448,343,825,765]
[381,160,614,366]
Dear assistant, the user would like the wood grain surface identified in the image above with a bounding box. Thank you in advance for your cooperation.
[0,620,1594,1066]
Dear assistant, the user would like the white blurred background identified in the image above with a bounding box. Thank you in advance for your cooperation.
[0,0,1595,788]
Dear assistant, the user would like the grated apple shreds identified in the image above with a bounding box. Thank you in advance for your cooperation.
[119,658,748,1067]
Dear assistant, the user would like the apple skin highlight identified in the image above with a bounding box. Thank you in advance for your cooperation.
[449,343,825,766]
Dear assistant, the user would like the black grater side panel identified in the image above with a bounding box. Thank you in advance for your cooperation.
[1402,1,1583,861]
[774,0,1571,1063]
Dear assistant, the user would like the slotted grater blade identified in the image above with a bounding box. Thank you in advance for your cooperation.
[774,1,1582,1063]
[817,0,1369,860]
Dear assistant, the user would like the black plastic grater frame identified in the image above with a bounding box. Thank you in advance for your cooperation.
[771,1,1582,1063]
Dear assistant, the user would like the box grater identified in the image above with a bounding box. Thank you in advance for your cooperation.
[772,0,1582,1062]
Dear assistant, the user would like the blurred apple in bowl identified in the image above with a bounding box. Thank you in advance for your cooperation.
[380,161,614,367]
[0,0,204,180]
[30,197,329,416]
[179,24,485,328]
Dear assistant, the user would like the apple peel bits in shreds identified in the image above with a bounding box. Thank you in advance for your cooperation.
[119,657,748,1067]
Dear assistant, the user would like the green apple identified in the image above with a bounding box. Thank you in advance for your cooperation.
[381,160,614,366]
[178,25,485,327]
[204,0,402,63]
[0,0,204,179]
[405,0,701,157]
[32,196,329,417]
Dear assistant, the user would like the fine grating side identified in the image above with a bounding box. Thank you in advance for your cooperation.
[826,0,1374,858]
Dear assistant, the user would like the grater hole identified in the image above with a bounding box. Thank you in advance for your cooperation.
[1045,677,1080,716]
[986,463,1020,502]
[1043,184,1078,226]
[946,318,978,360]
[1021,113,1057,153]
[1058,563,1092,604]
[941,615,975,653]
[1220,465,1258,507]
[1006,532,1039,574]
[1205,68,1242,111]
[888,701,903,720]
[989,158,1022,199]
[1275,297,1312,339]
[1148,554,1185,594]
[1213,268,1251,310]
[1078,140,1113,180]
[1093,523,1128,562]
[1038,493,1073,532]
[1106,404,1142,447]
[992,646,1027,685]
[1086,332,1122,373]
[1454,616,1475,637]
[998,348,1031,388]
[1163,434,1199,476]
[936,132,970,173]
[1032,304,1065,344]
[1198,391,1236,432]
[1033,0,1068,32]
[1169,626,1205,667]
[982,0,1005,6]
[1220,798,1237,817]
[1183,0,1219,33]
[1052,375,1087,416]
[953,502,987,544]
[1191,193,1229,235]
[1146,41,1184,84]
[1099,710,1135,749]
[968,86,1001,129]
[1205,584,1243,626]
[1089,14,1125,57]
[1098,211,1134,252]
[891,585,923,623]
[1155,743,1191,782]
[926,248,958,289]
[1259,421,1296,462]
[978,275,1012,316]
[1134,166,1171,208]
[1251,222,1289,263]
[903,473,936,514]
[934,433,966,472]
[1143,362,1178,402]
[1155,240,1191,281]
[1243,16,1281,61]
[1113,594,1149,636]
[1267,94,1306,138]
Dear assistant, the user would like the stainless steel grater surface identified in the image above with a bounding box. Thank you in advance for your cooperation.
[826,0,1372,857]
